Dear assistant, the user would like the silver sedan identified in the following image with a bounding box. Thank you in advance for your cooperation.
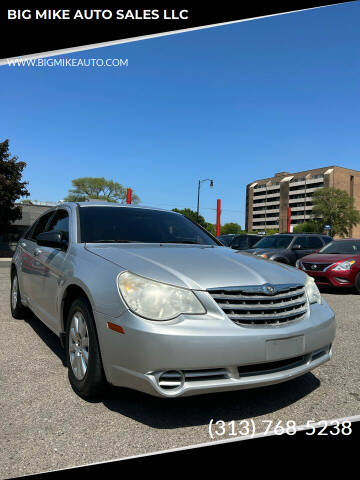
[10,202,335,398]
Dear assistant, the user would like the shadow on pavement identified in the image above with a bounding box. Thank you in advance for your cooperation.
[100,374,320,429]
[319,285,356,296]
[24,310,66,366]
[24,310,321,430]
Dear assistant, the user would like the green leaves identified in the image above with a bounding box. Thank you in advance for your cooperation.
[293,221,323,234]
[64,177,140,204]
[311,187,360,237]
[221,222,243,235]
[0,139,30,225]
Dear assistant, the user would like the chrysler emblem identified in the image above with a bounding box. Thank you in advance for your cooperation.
[311,264,317,270]
[263,284,275,295]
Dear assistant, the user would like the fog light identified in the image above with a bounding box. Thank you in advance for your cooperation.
[334,277,350,284]
[157,370,184,390]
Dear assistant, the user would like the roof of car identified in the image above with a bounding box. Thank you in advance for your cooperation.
[277,233,329,236]
[61,201,177,213]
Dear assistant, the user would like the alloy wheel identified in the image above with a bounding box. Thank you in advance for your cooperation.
[11,275,18,311]
[68,311,89,380]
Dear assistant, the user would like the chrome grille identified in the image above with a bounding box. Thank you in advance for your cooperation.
[302,262,331,272]
[208,284,308,327]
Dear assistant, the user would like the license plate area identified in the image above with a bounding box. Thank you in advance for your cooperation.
[266,335,305,361]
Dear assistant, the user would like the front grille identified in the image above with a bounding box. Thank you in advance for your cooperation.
[208,284,308,327]
[238,355,306,376]
[303,262,331,272]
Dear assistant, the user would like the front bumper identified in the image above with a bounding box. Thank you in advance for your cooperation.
[306,269,356,288]
[94,299,335,398]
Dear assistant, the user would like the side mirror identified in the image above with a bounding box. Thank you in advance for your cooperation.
[292,244,302,250]
[36,231,67,250]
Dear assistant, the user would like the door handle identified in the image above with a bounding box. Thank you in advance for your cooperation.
[33,248,42,257]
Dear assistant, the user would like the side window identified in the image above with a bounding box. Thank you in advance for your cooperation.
[46,209,69,242]
[293,236,308,249]
[307,236,323,249]
[249,237,260,247]
[27,212,54,242]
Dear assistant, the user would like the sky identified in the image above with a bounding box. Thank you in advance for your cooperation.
[1,2,360,227]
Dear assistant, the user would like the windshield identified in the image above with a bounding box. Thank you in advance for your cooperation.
[318,240,360,254]
[252,235,293,249]
[79,206,219,245]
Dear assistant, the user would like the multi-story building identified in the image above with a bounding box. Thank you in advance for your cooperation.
[245,166,360,237]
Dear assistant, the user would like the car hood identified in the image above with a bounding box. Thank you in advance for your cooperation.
[85,244,306,290]
[300,253,358,263]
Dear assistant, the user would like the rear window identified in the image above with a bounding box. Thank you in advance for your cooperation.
[79,206,219,245]
[252,235,293,249]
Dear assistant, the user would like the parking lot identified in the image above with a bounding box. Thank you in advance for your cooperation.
[0,260,359,479]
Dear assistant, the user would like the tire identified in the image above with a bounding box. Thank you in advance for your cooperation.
[355,273,360,294]
[10,271,27,319]
[65,297,106,398]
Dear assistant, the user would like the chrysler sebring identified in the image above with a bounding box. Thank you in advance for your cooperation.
[10,202,335,398]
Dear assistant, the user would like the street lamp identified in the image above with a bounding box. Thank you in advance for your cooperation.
[196,179,214,222]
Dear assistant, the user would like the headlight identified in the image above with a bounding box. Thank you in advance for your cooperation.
[117,271,206,321]
[330,260,356,271]
[305,275,322,305]
[296,259,305,270]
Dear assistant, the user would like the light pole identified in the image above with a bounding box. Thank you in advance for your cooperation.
[196,179,214,222]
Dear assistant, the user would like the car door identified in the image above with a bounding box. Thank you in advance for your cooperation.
[307,236,324,254]
[290,236,312,260]
[19,210,55,305]
[30,208,70,332]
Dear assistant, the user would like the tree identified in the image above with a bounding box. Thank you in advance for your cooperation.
[172,208,206,225]
[293,221,322,234]
[221,222,243,235]
[0,139,30,225]
[172,208,216,236]
[311,187,360,237]
[64,177,140,204]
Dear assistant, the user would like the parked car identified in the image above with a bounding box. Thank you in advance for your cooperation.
[243,233,332,266]
[218,233,263,250]
[297,238,360,293]
[11,202,335,398]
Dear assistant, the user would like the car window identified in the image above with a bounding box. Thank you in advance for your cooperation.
[231,236,248,249]
[218,235,235,246]
[319,240,360,254]
[293,236,308,249]
[307,236,323,249]
[79,207,219,245]
[46,209,70,242]
[254,235,293,249]
[27,211,55,242]
[322,236,333,244]
[248,236,262,247]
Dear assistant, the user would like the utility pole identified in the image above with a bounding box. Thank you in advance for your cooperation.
[196,179,213,222]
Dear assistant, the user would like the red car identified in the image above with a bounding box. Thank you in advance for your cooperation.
[297,238,360,293]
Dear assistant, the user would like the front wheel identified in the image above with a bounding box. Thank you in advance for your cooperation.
[10,271,27,319]
[65,297,106,398]
[355,273,360,294]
